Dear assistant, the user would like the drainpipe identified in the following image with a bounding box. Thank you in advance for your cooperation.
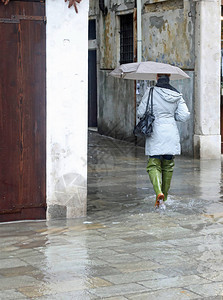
[137,0,142,62]
[99,0,108,16]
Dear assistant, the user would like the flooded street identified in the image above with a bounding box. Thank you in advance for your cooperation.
[1,131,223,299]
[88,131,223,218]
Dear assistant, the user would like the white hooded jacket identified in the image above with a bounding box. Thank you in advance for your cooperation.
[137,86,190,156]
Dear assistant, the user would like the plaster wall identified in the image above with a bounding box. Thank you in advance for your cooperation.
[91,0,196,155]
[90,0,216,158]
[98,71,135,141]
[194,0,221,158]
[139,0,195,155]
[172,72,194,156]
[98,12,117,70]
[89,0,98,16]
[92,0,136,141]
[98,0,135,69]
[142,0,195,69]
[46,0,89,219]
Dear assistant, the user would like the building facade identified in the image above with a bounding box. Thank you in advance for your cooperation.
[89,0,221,158]
[46,0,89,220]
[0,0,89,222]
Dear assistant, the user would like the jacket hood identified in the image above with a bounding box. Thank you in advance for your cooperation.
[154,87,182,103]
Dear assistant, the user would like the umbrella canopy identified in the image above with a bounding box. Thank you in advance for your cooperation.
[109,61,190,80]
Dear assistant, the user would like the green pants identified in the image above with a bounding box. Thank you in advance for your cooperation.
[146,157,175,201]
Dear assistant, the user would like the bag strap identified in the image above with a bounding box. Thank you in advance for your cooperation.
[145,86,154,115]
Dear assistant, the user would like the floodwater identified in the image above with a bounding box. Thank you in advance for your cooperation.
[1,130,223,299]
[88,130,223,218]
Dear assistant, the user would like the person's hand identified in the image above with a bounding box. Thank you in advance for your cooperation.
[1,0,10,5]
[65,0,82,13]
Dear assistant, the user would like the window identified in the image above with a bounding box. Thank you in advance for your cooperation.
[120,14,133,65]
[89,19,96,40]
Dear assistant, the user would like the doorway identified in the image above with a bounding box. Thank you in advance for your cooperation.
[221,3,223,153]
[88,19,97,128]
[0,0,46,222]
[88,50,97,127]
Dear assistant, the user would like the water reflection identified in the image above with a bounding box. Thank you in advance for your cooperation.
[1,132,223,298]
[88,131,223,217]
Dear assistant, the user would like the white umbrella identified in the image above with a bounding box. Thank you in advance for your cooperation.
[109,61,190,80]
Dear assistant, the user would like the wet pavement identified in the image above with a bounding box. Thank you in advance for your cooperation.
[1,130,223,299]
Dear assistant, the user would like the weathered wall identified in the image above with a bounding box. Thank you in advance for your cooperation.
[90,0,196,155]
[172,71,194,156]
[89,0,98,16]
[99,11,117,69]
[46,0,89,219]
[98,71,135,141]
[98,0,135,70]
[139,0,195,155]
[142,0,195,68]
[90,0,221,159]
[91,0,136,140]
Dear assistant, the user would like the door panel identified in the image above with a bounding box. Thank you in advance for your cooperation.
[0,0,45,18]
[0,1,46,222]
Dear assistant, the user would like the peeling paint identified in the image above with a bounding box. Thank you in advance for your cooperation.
[89,0,196,156]
[150,16,164,29]
[142,1,194,68]
[144,0,183,13]
[111,1,135,12]
[144,0,168,4]
[110,3,121,12]
[100,12,116,69]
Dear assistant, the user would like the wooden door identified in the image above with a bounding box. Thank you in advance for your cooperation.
[0,0,46,222]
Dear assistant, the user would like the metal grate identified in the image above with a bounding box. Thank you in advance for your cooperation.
[120,14,133,65]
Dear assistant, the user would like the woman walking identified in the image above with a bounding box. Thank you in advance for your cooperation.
[138,74,190,209]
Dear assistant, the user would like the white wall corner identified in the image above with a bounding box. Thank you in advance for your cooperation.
[194,0,221,158]
[194,135,221,159]
[46,0,89,219]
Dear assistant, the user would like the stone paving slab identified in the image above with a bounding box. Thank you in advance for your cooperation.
[199,272,223,282]
[0,275,41,290]
[109,261,163,273]
[0,258,28,269]
[0,132,223,299]
[96,253,143,264]
[90,283,149,298]
[0,289,28,300]
[200,297,223,300]
[101,297,128,300]
[36,291,96,300]
[155,263,213,278]
[185,282,223,298]
[18,277,112,298]
[125,288,201,299]
[0,265,43,280]
[138,274,210,291]
[102,270,167,285]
